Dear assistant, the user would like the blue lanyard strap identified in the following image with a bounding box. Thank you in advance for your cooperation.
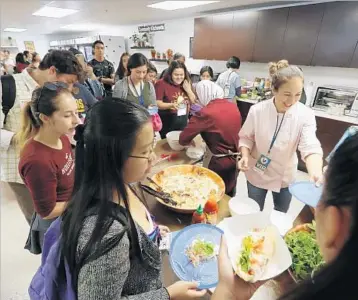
[129,78,144,106]
[268,113,285,154]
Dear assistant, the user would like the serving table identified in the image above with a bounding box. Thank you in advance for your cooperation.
[147,139,314,299]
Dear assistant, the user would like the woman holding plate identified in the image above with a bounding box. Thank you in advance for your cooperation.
[214,131,358,300]
[238,60,323,213]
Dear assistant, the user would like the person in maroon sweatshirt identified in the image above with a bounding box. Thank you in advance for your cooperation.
[179,80,242,196]
[155,60,196,139]
[18,82,79,254]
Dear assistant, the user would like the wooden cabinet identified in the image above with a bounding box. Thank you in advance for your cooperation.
[237,100,254,125]
[193,2,358,67]
[210,14,235,61]
[281,4,324,65]
[311,2,358,67]
[232,11,259,62]
[298,116,355,172]
[252,8,289,63]
[192,17,213,59]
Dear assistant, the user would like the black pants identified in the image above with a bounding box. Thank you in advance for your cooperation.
[159,111,188,139]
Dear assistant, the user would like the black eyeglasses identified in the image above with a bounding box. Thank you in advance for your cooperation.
[129,137,156,161]
[36,81,69,112]
[129,147,155,161]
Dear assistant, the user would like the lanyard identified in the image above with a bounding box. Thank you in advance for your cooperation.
[268,113,285,154]
[129,78,144,106]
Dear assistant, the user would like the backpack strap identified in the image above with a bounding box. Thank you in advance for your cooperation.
[85,79,96,97]
[1,75,16,125]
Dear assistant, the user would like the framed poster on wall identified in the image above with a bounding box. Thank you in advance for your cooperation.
[24,41,36,52]
[189,37,193,58]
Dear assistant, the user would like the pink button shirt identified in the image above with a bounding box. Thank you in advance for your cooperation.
[239,98,323,192]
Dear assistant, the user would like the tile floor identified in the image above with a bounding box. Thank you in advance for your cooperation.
[0,171,308,300]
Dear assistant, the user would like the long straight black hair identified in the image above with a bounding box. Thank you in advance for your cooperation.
[281,132,358,300]
[60,98,150,288]
[115,52,130,80]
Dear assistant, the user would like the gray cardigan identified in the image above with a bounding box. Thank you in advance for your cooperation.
[113,77,156,107]
[77,215,169,300]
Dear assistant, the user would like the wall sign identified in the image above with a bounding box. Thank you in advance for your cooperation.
[138,24,165,33]
[24,41,36,52]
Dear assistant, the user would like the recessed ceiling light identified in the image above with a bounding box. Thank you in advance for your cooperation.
[3,27,27,32]
[148,1,219,11]
[61,23,106,31]
[32,6,79,18]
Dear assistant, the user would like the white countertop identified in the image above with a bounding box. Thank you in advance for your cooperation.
[236,98,358,125]
[313,110,358,125]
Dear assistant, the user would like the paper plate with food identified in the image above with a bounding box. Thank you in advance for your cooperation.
[149,165,225,213]
[218,214,292,283]
[169,224,223,289]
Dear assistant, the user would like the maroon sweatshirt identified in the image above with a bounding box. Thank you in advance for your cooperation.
[18,135,74,218]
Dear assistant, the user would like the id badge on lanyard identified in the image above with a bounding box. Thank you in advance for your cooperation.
[253,113,285,175]
[130,78,145,106]
[177,103,187,116]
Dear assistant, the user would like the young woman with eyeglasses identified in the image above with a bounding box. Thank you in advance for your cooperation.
[59,98,206,299]
[17,82,80,254]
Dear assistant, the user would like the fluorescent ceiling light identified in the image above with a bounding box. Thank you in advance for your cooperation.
[3,27,27,32]
[32,6,79,18]
[148,1,219,11]
[61,23,106,32]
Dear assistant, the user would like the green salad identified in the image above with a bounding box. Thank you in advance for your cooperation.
[284,222,325,281]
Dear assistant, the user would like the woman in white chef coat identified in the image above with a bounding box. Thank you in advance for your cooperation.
[238,60,323,213]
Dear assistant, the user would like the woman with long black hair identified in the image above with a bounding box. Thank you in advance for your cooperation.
[59,99,206,299]
[213,132,358,300]
[114,52,130,82]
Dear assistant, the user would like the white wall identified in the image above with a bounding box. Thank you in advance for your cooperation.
[2,33,50,57]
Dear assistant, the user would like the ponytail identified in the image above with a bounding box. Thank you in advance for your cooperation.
[15,102,40,152]
[15,84,71,152]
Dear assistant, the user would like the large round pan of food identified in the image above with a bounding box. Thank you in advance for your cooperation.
[284,222,324,283]
[149,165,225,214]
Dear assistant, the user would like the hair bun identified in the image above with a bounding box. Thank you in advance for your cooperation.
[268,60,289,77]
[74,124,85,142]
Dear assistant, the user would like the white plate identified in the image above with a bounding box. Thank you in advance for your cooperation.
[217,213,292,282]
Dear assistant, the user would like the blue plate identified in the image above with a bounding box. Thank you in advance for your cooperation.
[289,181,323,207]
[169,224,223,289]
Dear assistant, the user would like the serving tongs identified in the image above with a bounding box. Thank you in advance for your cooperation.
[141,178,178,206]
[213,150,242,159]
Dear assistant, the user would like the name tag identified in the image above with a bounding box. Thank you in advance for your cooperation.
[177,104,187,116]
[253,154,271,175]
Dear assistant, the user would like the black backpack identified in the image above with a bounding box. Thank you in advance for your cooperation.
[1,75,16,125]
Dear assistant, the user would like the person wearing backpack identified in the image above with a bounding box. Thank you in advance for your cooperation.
[0,50,83,225]
[29,98,207,300]
[216,56,242,100]
[18,83,79,254]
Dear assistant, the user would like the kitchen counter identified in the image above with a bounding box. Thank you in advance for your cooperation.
[148,139,313,299]
[313,110,358,125]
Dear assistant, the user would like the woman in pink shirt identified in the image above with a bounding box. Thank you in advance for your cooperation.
[238,60,323,212]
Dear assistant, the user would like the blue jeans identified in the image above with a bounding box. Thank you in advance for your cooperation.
[247,181,292,213]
